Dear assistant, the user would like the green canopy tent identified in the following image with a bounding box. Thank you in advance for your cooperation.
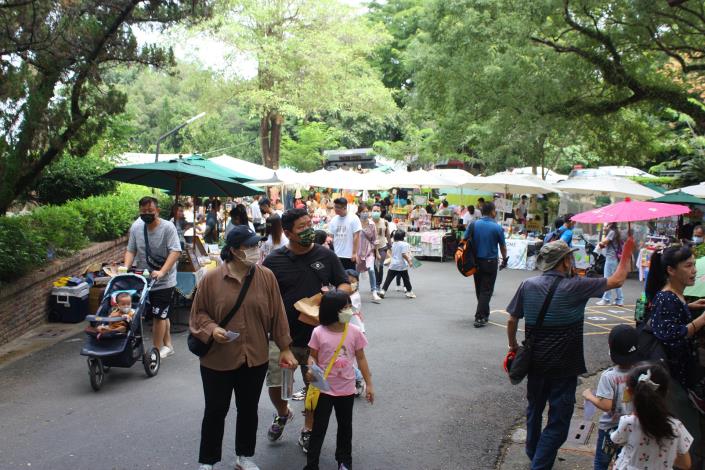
[181,155,254,183]
[102,156,263,199]
[650,190,705,205]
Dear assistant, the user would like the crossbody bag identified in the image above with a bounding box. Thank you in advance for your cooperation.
[508,276,562,385]
[187,266,256,357]
[305,323,349,411]
[143,223,166,271]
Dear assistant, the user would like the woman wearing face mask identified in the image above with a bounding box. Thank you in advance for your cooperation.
[371,204,390,291]
[304,289,374,470]
[190,225,298,470]
[645,245,705,468]
[356,204,381,303]
[596,222,624,306]
[259,214,288,264]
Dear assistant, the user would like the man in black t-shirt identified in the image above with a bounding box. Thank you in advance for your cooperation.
[262,208,350,451]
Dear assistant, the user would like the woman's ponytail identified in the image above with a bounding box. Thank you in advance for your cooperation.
[645,252,665,303]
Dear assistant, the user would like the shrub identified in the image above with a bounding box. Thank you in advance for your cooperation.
[67,190,141,242]
[0,216,47,282]
[30,205,88,256]
[32,154,117,205]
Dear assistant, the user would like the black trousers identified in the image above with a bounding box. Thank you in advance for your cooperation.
[473,258,498,321]
[339,258,356,270]
[382,269,412,292]
[374,248,387,288]
[198,363,268,465]
[304,394,355,470]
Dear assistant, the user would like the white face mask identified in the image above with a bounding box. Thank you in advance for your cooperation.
[119,306,131,314]
[338,307,354,324]
[694,236,703,244]
[244,246,260,264]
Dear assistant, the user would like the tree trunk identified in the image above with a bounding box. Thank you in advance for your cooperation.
[259,111,283,170]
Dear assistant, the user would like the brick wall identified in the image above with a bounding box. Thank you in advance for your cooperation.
[0,236,128,347]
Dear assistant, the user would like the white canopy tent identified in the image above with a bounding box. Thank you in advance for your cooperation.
[668,182,705,198]
[509,167,567,185]
[461,172,558,195]
[427,169,476,186]
[554,176,662,200]
[210,155,276,181]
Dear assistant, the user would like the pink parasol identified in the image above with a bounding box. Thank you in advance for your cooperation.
[571,198,690,224]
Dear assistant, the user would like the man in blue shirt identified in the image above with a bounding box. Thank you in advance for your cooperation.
[559,214,575,247]
[464,201,507,328]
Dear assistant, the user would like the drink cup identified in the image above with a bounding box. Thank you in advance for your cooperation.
[281,367,294,400]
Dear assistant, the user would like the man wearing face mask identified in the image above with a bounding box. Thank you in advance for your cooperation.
[190,226,297,470]
[692,225,704,246]
[125,197,182,358]
[262,208,350,453]
[506,239,634,470]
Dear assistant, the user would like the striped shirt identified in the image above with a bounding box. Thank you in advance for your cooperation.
[507,271,607,377]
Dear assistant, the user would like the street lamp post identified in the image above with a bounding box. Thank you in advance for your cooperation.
[154,112,207,162]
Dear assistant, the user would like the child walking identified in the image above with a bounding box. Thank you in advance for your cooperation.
[304,290,374,470]
[582,325,640,470]
[379,230,416,299]
[610,364,693,470]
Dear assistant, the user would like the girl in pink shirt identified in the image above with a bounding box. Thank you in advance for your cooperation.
[304,290,374,470]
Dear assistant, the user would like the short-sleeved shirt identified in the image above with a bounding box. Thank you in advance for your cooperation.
[466,216,506,260]
[611,415,692,470]
[328,214,362,258]
[263,245,348,347]
[127,218,182,290]
[389,241,410,271]
[596,367,633,431]
[204,212,219,243]
[560,228,574,247]
[462,211,475,226]
[507,271,607,377]
[309,323,368,396]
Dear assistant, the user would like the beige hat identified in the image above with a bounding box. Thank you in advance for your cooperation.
[536,240,578,272]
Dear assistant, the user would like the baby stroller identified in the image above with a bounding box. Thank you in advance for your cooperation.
[580,235,605,278]
[80,273,160,391]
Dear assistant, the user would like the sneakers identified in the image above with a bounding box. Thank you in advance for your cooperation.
[235,456,260,470]
[198,465,212,470]
[688,389,705,415]
[395,285,405,292]
[405,291,416,299]
[267,407,294,441]
[614,302,624,307]
[372,291,382,303]
[338,464,351,470]
[595,300,610,306]
[298,429,312,453]
[377,289,385,299]
[355,379,365,398]
[292,386,307,401]
[159,345,175,358]
[473,318,488,328]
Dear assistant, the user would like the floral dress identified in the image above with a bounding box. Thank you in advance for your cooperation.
[610,415,692,469]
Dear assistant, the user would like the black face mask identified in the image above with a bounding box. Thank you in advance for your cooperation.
[140,213,156,224]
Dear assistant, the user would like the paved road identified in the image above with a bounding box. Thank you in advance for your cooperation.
[0,263,641,470]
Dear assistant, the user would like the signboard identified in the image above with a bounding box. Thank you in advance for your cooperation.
[495,197,513,214]
[413,195,428,206]
[505,239,528,270]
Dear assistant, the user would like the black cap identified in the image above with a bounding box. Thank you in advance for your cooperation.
[608,324,639,366]
[225,225,265,249]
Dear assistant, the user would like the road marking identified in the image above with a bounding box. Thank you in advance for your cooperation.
[584,321,612,331]
[587,316,607,321]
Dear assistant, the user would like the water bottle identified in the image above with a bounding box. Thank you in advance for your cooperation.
[281,368,294,400]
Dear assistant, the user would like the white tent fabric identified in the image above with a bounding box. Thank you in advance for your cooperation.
[427,169,476,186]
[461,172,558,194]
[510,167,567,184]
[669,182,705,198]
[298,169,383,190]
[554,176,661,200]
[389,170,457,188]
[248,169,303,186]
[210,155,275,181]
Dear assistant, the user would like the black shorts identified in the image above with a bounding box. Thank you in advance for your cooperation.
[148,287,174,320]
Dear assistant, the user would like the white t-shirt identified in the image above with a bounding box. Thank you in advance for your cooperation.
[462,211,475,226]
[249,201,262,223]
[389,241,411,271]
[259,233,289,263]
[224,220,255,237]
[611,415,692,470]
[328,214,362,258]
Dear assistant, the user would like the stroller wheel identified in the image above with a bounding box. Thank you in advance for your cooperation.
[87,358,104,391]
[143,347,160,377]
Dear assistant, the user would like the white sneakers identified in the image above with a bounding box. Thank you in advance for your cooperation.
[372,291,382,303]
[235,455,260,470]
[405,291,416,299]
[159,345,175,359]
[198,465,212,470]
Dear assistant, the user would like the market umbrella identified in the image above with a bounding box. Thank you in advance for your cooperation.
[685,256,705,297]
[460,172,558,194]
[210,154,276,181]
[103,157,264,199]
[571,198,690,224]
[651,191,705,205]
[182,155,253,182]
[554,176,661,200]
[248,169,303,186]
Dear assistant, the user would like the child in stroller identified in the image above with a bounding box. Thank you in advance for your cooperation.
[93,292,134,338]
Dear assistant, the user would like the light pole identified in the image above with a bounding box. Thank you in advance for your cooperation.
[154,112,207,162]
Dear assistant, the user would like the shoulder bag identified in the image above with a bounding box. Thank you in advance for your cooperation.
[187,266,256,357]
[143,223,166,271]
[508,275,562,385]
[305,322,349,411]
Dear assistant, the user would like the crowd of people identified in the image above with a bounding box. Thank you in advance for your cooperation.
[121,192,705,470]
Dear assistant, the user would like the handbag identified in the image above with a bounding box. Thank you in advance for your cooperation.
[305,323,349,411]
[187,266,256,357]
[508,276,562,385]
[143,223,166,271]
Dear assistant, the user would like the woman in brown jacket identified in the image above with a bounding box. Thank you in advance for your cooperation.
[190,226,297,470]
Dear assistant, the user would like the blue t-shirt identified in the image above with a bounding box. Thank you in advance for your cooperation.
[465,216,505,260]
[560,228,573,246]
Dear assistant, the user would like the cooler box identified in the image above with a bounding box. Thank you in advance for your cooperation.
[49,282,90,323]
